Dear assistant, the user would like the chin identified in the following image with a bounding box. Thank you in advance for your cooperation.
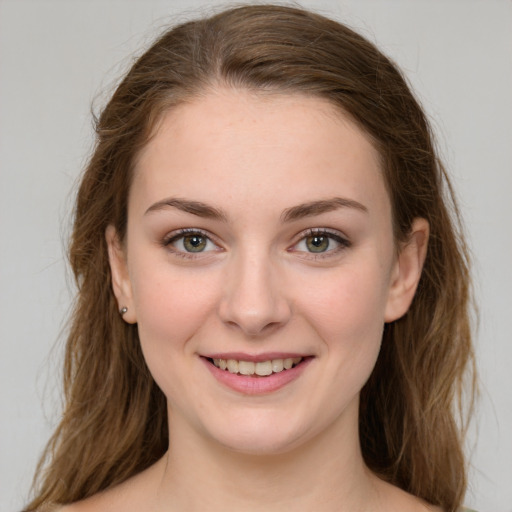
[200,408,322,457]
[216,430,306,456]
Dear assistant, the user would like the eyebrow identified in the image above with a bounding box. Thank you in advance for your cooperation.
[144,196,367,222]
[281,197,368,222]
[145,198,228,221]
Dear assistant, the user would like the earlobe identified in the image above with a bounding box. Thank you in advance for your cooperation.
[105,225,137,324]
[384,218,429,323]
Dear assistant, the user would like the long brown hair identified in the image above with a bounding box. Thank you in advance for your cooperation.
[25,5,476,511]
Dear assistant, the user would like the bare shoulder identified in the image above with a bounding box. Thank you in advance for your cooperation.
[54,484,137,512]
[55,492,115,512]
[372,475,443,512]
[54,458,164,512]
[55,491,122,512]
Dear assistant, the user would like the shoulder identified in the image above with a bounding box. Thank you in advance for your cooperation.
[52,484,136,512]
[50,458,165,512]
[55,499,102,512]
[54,490,125,512]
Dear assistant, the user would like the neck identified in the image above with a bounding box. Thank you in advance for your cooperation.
[154,400,382,512]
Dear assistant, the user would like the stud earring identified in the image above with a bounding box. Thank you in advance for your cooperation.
[119,307,128,316]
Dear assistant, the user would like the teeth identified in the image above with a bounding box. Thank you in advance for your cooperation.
[227,359,238,373]
[238,361,255,375]
[212,357,303,376]
[272,359,284,372]
[255,361,273,376]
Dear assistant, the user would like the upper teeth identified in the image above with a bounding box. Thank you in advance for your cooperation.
[212,357,302,376]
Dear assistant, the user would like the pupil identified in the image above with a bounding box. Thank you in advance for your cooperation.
[307,235,329,253]
[184,235,206,252]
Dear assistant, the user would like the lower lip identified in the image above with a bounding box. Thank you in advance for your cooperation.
[202,357,312,395]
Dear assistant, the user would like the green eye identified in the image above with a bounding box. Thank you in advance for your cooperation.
[165,230,218,255]
[305,235,330,253]
[182,234,207,252]
[292,230,349,257]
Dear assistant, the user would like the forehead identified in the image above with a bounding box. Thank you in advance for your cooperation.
[131,88,389,219]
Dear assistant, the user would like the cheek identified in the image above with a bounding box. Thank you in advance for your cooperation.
[297,263,390,346]
[130,263,223,408]
[130,260,221,356]
[292,259,391,399]
[281,260,392,429]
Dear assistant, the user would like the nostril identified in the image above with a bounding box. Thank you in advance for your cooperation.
[217,264,292,335]
[224,318,285,338]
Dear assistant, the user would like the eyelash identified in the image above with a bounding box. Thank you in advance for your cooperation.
[162,228,351,260]
[289,228,351,259]
[162,228,221,259]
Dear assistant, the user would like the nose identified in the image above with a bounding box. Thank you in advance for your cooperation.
[218,248,292,337]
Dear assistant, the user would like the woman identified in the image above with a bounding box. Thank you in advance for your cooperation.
[24,5,476,512]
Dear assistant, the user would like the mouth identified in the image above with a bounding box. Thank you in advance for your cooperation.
[201,353,313,394]
[206,356,304,377]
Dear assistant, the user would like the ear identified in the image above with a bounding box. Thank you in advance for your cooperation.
[106,225,137,324]
[384,218,429,323]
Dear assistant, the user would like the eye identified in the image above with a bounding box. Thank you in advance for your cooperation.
[304,234,331,253]
[164,229,220,255]
[291,229,350,256]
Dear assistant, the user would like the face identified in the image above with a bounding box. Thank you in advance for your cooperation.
[108,88,427,455]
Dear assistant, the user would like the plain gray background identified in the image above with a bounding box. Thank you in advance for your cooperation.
[1,1,511,511]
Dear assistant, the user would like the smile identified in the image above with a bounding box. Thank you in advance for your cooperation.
[210,357,303,376]
[202,354,313,394]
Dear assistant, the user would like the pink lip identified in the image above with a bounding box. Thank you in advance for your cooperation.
[203,352,307,363]
[201,356,313,395]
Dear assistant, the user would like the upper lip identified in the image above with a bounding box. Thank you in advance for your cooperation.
[201,352,310,362]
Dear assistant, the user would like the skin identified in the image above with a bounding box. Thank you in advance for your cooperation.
[64,88,434,511]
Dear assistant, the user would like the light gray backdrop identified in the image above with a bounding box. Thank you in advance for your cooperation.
[1,1,511,511]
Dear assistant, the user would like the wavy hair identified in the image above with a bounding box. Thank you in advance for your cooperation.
[25,5,475,512]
